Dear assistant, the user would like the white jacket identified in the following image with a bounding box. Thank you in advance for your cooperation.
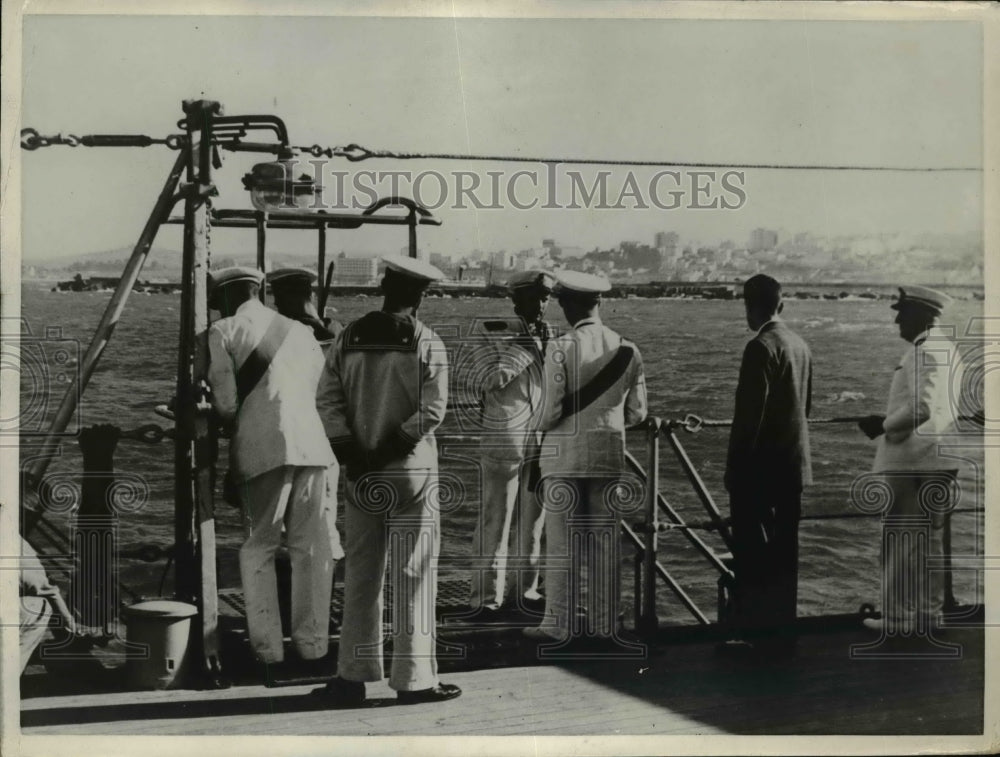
[478,321,554,461]
[874,326,964,473]
[539,316,647,476]
[208,299,334,482]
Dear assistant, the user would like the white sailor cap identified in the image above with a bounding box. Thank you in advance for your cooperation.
[208,266,264,294]
[381,255,444,283]
[507,270,555,292]
[891,285,952,315]
[266,267,318,286]
[554,270,611,295]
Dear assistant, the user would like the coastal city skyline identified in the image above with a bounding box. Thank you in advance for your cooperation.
[20,16,982,268]
[23,224,983,287]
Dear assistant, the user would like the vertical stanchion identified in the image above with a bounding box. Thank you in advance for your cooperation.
[408,207,418,259]
[639,417,660,636]
[317,224,326,287]
[175,99,227,687]
[256,210,267,301]
[943,509,956,611]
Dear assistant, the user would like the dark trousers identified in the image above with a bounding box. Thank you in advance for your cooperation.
[729,487,801,644]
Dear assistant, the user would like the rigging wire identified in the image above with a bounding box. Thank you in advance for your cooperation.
[20,128,980,172]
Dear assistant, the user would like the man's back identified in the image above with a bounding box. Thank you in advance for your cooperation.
[207,298,333,481]
[317,311,448,471]
[540,317,647,474]
[727,320,813,490]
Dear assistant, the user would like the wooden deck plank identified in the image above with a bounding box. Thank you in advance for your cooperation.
[19,627,984,737]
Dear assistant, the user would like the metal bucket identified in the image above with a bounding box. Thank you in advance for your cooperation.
[123,600,197,690]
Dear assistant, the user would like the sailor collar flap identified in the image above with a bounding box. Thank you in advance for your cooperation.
[343,311,419,352]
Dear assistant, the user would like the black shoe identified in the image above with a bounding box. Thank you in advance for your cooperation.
[396,683,462,705]
[516,596,546,614]
[310,677,366,708]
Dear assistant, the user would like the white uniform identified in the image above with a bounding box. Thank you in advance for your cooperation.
[316,311,448,692]
[470,320,554,610]
[208,298,335,664]
[536,316,647,639]
[872,325,962,629]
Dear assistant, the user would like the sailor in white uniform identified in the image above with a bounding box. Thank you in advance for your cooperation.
[314,255,461,706]
[526,271,648,642]
[266,267,345,566]
[858,285,964,634]
[206,266,335,668]
[470,270,556,614]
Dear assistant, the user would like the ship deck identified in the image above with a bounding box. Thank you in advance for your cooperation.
[20,621,984,737]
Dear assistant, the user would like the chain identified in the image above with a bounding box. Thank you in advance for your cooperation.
[21,128,185,150]
[205,194,213,264]
[24,128,978,172]
[293,141,981,172]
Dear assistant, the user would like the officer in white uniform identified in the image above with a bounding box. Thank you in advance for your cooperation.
[858,285,963,634]
[526,271,648,642]
[314,255,461,706]
[470,270,556,614]
[206,266,335,667]
[266,267,345,566]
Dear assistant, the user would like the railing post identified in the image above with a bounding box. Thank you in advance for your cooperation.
[255,210,268,301]
[638,417,661,636]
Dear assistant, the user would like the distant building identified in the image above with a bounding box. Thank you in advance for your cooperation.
[488,251,515,270]
[399,245,428,261]
[748,228,778,253]
[334,257,379,285]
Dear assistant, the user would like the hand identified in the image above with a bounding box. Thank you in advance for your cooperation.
[332,439,367,479]
[373,433,417,468]
[858,414,886,440]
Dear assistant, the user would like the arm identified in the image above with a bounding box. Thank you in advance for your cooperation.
[315,332,354,462]
[206,325,238,425]
[725,339,771,492]
[394,330,449,453]
[805,351,813,419]
[883,346,938,442]
[482,339,534,393]
[624,346,648,427]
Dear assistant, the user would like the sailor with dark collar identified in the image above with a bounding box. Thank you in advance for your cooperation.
[314,255,461,706]
[266,267,345,567]
[526,271,648,642]
[206,266,335,669]
[470,270,556,615]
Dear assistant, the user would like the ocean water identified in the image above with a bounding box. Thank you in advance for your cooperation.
[18,284,986,624]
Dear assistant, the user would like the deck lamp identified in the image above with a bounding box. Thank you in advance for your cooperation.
[242,148,321,212]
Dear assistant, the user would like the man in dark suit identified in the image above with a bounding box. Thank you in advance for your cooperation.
[723,274,812,654]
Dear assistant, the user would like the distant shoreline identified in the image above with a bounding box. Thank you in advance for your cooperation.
[24,277,985,302]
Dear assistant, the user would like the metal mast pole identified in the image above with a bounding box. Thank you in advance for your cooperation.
[174,99,226,686]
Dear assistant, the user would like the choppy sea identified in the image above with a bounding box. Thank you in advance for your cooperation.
[18,285,986,624]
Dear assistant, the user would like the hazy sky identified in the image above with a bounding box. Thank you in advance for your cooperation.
[20,14,983,260]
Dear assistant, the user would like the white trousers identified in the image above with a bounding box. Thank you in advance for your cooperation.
[239,465,333,663]
[539,477,621,639]
[337,468,440,692]
[881,472,951,630]
[469,456,545,609]
[324,462,345,561]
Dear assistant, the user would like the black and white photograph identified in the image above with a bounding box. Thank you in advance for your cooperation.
[1,2,996,755]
